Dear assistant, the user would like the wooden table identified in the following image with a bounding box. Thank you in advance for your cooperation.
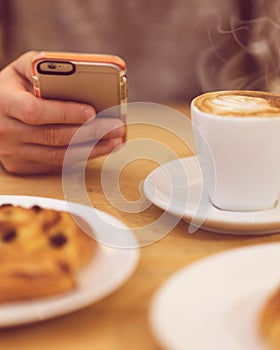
[0,103,279,350]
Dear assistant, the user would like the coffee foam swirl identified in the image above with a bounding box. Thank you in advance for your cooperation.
[195,91,280,117]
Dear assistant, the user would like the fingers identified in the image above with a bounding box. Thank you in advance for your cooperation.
[2,90,95,125]
[0,115,125,174]
[27,137,123,165]
[26,118,125,146]
[1,137,124,174]
[0,116,125,146]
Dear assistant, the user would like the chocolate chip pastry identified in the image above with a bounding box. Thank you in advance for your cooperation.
[259,285,280,350]
[0,204,96,302]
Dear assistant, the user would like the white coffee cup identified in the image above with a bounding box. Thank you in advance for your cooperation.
[191,90,280,211]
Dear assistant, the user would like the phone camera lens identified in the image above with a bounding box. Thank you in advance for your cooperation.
[48,63,57,69]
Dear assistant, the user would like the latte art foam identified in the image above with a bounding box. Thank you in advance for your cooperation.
[211,95,273,113]
[194,91,280,117]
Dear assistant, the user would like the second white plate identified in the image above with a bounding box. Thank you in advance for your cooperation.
[149,242,280,350]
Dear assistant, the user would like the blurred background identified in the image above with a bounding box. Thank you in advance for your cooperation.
[0,0,279,102]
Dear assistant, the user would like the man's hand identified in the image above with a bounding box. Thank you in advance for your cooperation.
[0,51,125,174]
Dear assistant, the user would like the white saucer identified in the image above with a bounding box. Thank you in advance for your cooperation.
[149,242,280,350]
[0,195,139,327]
[143,156,280,235]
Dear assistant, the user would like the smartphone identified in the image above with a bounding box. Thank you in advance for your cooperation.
[31,51,128,122]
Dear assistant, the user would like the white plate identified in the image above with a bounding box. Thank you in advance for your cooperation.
[143,156,280,235]
[149,242,280,350]
[0,195,139,327]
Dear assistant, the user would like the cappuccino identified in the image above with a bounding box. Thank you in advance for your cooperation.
[191,90,280,211]
[194,90,280,117]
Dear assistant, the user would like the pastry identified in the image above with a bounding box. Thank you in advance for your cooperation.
[0,203,96,302]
